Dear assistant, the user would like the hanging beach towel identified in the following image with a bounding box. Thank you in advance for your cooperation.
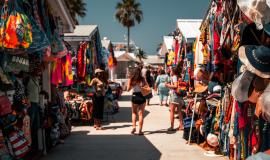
[51,58,63,85]
[62,52,73,86]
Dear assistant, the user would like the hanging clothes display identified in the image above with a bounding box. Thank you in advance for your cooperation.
[183,0,270,159]
[0,0,74,159]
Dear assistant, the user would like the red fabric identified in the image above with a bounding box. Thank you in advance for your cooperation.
[51,58,62,85]
[224,97,234,124]
[235,102,248,129]
[213,23,222,65]
[174,39,179,64]
[0,96,12,116]
[61,53,73,86]
[77,43,87,78]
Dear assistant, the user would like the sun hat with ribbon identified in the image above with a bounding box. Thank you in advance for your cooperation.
[232,70,256,102]
[237,0,270,30]
[239,45,270,78]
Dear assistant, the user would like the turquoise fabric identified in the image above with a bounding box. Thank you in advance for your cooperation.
[155,74,169,95]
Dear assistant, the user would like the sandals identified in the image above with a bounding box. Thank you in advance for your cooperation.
[131,128,136,134]
[138,131,144,136]
[167,127,175,131]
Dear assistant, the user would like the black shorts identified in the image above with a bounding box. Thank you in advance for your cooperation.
[131,92,146,105]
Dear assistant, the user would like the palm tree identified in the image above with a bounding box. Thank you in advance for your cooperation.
[135,48,147,62]
[115,0,143,53]
[64,0,87,24]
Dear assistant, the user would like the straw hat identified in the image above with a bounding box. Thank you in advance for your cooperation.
[232,70,255,102]
[95,68,104,74]
[194,82,208,93]
[237,0,270,30]
[239,45,270,78]
[194,67,209,83]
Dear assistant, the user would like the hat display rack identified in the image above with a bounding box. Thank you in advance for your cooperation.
[175,0,270,159]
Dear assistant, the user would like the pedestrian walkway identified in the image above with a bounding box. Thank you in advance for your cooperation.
[41,92,226,160]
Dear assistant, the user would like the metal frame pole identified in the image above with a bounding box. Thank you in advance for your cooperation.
[188,93,197,145]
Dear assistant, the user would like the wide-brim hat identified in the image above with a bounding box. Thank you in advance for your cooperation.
[239,45,270,78]
[237,0,270,30]
[194,67,209,83]
[232,70,255,102]
[194,82,208,93]
[95,68,104,74]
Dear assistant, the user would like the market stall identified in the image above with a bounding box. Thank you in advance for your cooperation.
[174,0,270,159]
[64,25,118,124]
[0,0,75,159]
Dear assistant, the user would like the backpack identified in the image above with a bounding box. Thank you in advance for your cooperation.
[176,78,188,97]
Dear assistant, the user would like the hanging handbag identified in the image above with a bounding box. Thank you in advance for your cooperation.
[6,130,30,159]
[0,96,12,116]
[141,84,151,97]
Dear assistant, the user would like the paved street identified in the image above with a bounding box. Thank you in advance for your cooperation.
[41,92,226,160]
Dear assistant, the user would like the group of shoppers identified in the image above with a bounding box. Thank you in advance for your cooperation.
[127,65,184,135]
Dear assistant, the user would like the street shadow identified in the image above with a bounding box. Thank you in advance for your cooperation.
[102,124,132,130]
[41,130,162,160]
[143,129,177,135]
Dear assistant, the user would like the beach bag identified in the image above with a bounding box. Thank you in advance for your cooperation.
[141,84,151,97]
[176,80,188,97]
[1,0,33,49]
[6,130,30,159]
[0,96,12,116]
[6,55,29,73]
[183,117,195,129]
[183,117,197,142]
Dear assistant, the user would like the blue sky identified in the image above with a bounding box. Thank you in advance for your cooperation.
[78,0,210,54]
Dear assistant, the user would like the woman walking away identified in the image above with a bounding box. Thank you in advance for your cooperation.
[155,69,170,106]
[165,68,184,131]
[127,67,148,135]
[145,66,153,105]
[90,68,107,130]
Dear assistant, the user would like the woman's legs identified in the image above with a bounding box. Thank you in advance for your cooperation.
[178,104,184,130]
[159,94,163,106]
[138,103,146,133]
[169,103,176,129]
[146,99,150,106]
[131,103,138,131]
